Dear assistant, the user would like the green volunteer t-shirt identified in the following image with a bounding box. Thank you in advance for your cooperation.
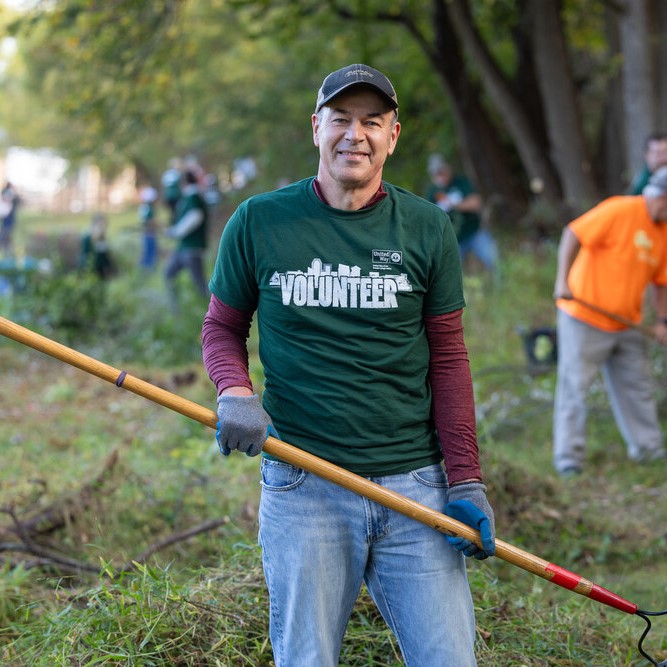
[209,177,465,476]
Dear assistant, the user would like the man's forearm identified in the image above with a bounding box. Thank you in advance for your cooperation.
[554,227,580,297]
[425,310,482,484]
[202,294,254,395]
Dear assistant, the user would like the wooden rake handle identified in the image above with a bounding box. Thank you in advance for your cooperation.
[0,315,639,616]
[570,297,657,339]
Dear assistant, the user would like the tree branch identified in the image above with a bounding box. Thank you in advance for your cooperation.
[328,0,437,62]
[0,449,119,541]
[0,450,230,577]
[116,517,230,573]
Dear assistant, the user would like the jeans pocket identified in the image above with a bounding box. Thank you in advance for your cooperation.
[411,463,448,488]
[260,458,307,491]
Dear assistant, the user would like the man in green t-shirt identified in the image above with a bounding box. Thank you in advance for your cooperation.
[202,64,494,667]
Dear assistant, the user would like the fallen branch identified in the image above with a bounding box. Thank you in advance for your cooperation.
[1,541,100,574]
[116,517,230,574]
[1,517,231,575]
[0,449,120,542]
[0,449,230,576]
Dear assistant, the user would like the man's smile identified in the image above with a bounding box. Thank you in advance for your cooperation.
[338,150,368,159]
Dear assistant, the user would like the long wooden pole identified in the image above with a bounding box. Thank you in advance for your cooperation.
[0,315,640,616]
[571,297,656,338]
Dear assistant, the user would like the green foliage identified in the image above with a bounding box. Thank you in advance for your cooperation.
[2,214,211,365]
[10,270,108,340]
[4,265,208,365]
[1,555,404,666]
[1,0,455,192]
[1,221,666,665]
[2,0,658,212]
[7,1,187,168]
[0,564,38,630]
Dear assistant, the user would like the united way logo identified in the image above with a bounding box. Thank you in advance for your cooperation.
[372,249,402,265]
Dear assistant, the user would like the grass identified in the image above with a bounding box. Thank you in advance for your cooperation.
[0,212,666,665]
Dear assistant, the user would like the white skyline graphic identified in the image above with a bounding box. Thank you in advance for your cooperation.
[270,258,412,309]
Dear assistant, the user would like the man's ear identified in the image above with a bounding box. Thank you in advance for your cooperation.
[312,113,320,147]
[387,121,401,156]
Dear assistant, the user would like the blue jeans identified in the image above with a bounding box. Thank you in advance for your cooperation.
[258,460,477,667]
[459,229,498,272]
[140,233,158,270]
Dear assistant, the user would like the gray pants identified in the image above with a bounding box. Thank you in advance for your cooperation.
[553,310,665,473]
[164,247,209,298]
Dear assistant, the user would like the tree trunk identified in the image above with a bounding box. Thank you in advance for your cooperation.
[528,0,599,212]
[651,0,667,131]
[426,0,528,218]
[597,7,627,194]
[329,0,529,217]
[617,0,655,175]
[444,0,563,207]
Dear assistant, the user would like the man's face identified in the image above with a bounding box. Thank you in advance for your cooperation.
[645,139,667,172]
[432,166,452,187]
[312,88,400,191]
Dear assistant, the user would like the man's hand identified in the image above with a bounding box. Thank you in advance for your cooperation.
[444,482,496,560]
[553,287,573,301]
[654,320,667,345]
[216,394,274,457]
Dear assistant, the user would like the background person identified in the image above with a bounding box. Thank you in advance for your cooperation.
[628,132,667,195]
[425,154,498,276]
[164,169,209,300]
[202,172,223,226]
[79,213,115,280]
[202,63,495,667]
[138,186,159,271]
[0,182,20,258]
[160,158,182,225]
[553,166,667,477]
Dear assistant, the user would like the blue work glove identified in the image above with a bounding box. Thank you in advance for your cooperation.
[215,394,276,457]
[444,482,496,560]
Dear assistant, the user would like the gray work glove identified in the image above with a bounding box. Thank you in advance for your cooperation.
[444,482,496,560]
[216,394,273,457]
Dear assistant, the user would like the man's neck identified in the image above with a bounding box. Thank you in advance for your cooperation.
[314,177,386,211]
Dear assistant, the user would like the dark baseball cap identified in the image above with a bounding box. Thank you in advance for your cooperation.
[315,64,398,113]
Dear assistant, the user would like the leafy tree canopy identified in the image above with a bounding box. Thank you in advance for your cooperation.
[2,0,665,218]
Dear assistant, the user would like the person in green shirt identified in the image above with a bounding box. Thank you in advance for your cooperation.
[425,154,498,275]
[160,157,182,224]
[79,213,115,280]
[164,169,208,299]
[202,64,495,667]
[628,133,667,195]
[138,186,159,271]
